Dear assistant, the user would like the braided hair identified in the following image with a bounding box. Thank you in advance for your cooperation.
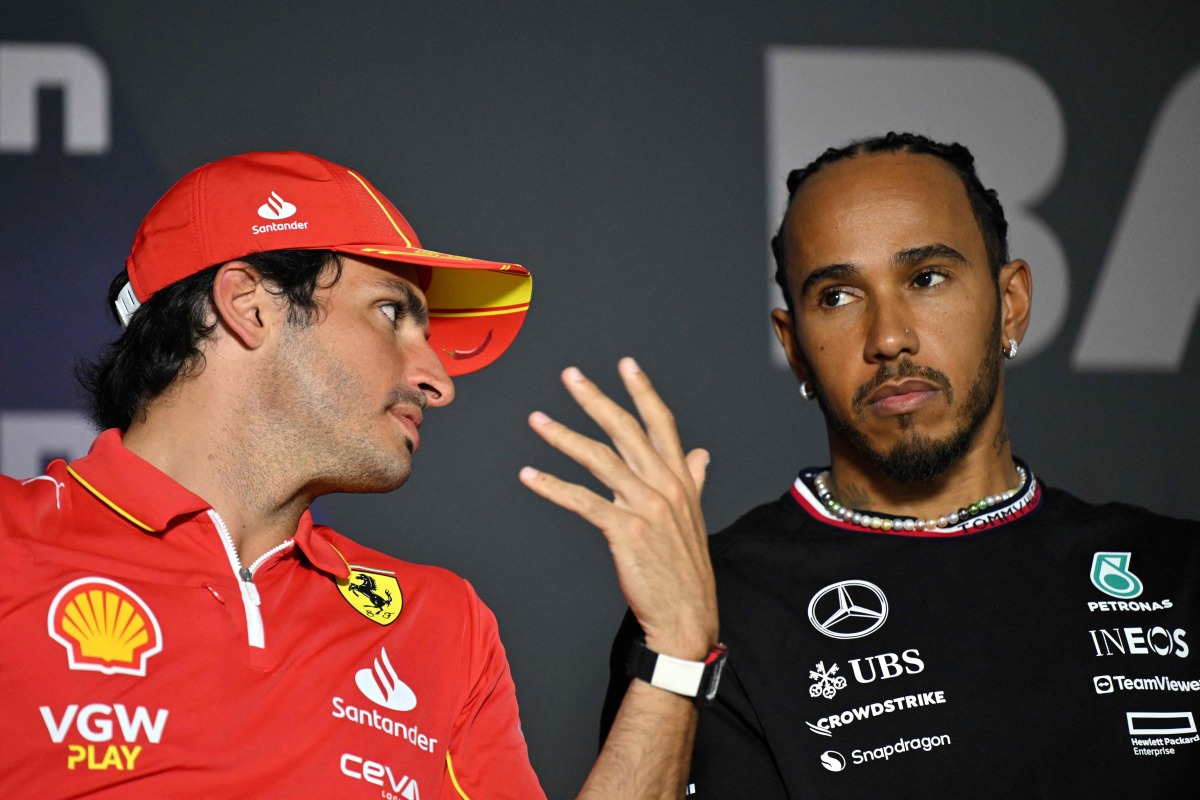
[771,132,1010,310]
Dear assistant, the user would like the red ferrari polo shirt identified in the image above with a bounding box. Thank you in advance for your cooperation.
[0,429,545,799]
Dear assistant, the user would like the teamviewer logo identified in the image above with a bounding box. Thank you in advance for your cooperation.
[1094,675,1114,694]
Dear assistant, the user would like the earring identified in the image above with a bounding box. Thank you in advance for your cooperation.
[1005,338,1019,360]
[799,381,816,400]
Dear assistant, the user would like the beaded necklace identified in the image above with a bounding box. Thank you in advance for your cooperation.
[812,465,1027,532]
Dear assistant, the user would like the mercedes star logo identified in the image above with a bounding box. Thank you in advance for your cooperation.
[807,580,888,639]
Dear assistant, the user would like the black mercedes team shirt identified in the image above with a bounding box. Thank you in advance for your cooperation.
[602,465,1200,798]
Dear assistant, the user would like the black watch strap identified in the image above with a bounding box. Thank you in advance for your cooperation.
[626,638,728,707]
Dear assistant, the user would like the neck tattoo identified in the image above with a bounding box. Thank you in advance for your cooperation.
[812,464,1027,532]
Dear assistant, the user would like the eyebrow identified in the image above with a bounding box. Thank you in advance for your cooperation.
[800,263,858,298]
[893,243,969,268]
[369,277,429,328]
[799,243,970,297]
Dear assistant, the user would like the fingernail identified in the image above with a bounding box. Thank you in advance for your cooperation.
[520,466,539,480]
[530,411,551,425]
[564,367,585,382]
[621,357,641,373]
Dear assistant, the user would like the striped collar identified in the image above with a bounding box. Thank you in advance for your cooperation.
[788,460,1042,537]
[66,429,347,577]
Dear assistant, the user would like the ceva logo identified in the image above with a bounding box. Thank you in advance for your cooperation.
[257,191,297,220]
[341,753,420,798]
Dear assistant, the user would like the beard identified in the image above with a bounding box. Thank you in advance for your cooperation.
[251,322,422,496]
[813,310,1003,484]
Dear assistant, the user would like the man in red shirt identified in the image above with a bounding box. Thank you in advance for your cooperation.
[0,151,719,798]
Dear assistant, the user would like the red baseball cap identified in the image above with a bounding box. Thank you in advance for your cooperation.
[119,151,532,376]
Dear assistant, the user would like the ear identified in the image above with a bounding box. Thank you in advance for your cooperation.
[211,261,280,350]
[770,307,811,385]
[997,259,1032,347]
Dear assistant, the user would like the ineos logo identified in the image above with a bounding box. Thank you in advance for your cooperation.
[808,580,888,640]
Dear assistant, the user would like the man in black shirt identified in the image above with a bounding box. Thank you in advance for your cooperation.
[603,133,1200,797]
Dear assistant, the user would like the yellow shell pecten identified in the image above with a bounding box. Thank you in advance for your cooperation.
[60,588,150,663]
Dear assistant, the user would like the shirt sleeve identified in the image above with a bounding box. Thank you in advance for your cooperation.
[687,663,789,799]
[442,581,546,800]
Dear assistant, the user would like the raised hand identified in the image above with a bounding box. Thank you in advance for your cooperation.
[519,357,717,660]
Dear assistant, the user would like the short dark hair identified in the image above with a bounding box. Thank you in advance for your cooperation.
[78,249,342,431]
[771,132,1010,310]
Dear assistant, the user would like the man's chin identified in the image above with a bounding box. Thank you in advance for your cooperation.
[867,429,974,483]
[333,475,410,495]
[323,457,413,495]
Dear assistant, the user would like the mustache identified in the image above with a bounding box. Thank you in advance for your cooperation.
[387,388,429,412]
[851,359,953,416]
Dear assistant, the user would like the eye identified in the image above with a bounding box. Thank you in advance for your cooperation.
[380,303,399,324]
[819,287,857,308]
[913,270,947,289]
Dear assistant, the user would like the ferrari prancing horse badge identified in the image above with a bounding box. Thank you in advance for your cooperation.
[338,567,402,625]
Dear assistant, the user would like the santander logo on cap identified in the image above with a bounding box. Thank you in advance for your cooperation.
[251,189,310,236]
[257,191,297,220]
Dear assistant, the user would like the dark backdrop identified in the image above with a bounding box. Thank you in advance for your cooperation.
[2,2,1197,794]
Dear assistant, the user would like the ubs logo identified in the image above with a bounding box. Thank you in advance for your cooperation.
[849,649,925,683]
[808,580,888,640]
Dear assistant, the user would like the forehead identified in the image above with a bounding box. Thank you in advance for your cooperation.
[783,152,983,271]
[336,255,424,294]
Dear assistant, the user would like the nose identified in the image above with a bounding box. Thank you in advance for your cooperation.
[406,337,456,408]
[863,297,918,364]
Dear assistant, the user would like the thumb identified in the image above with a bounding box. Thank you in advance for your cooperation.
[685,448,710,495]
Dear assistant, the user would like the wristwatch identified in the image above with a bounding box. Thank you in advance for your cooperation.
[626,638,728,707]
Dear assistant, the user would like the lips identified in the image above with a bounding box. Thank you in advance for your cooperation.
[867,379,941,414]
[389,407,423,452]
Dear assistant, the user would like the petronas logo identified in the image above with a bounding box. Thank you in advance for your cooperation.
[1091,552,1144,599]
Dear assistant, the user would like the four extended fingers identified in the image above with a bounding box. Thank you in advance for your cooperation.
[522,360,717,660]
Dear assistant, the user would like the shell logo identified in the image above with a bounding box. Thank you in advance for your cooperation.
[47,577,163,676]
